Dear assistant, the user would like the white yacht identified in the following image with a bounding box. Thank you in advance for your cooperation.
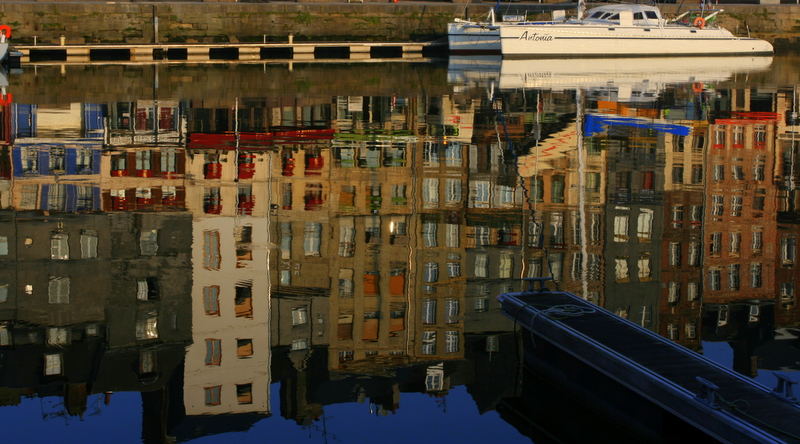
[447,4,773,56]
[500,4,773,57]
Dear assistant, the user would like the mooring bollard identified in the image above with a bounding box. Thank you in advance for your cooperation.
[59,35,65,46]
[288,33,294,45]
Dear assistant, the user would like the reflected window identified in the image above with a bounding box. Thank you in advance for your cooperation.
[571,253,583,281]
[203,230,220,269]
[139,350,156,375]
[445,299,459,324]
[752,230,763,252]
[671,165,684,184]
[613,215,629,243]
[205,339,222,365]
[339,185,356,210]
[291,339,308,351]
[424,262,439,283]
[589,254,601,281]
[391,184,407,206]
[688,241,700,267]
[445,178,462,204]
[590,213,601,244]
[447,261,461,278]
[365,217,380,244]
[668,282,680,305]
[729,264,740,290]
[44,353,63,376]
[49,147,66,173]
[614,258,629,282]
[203,286,220,316]
[46,327,70,346]
[548,253,563,281]
[337,314,353,340]
[669,242,681,267]
[732,165,744,181]
[48,277,70,304]
[338,217,355,257]
[204,386,221,406]
[781,237,797,265]
[423,178,439,208]
[445,331,459,353]
[710,268,722,291]
[338,269,354,298]
[690,205,703,226]
[421,331,436,355]
[551,176,565,203]
[237,339,253,358]
[499,253,513,279]
[292,307,308,326]
[691,165,703,184]
[80,230,98,258]
[0,236,7,256]
[50,233,69,260]
[711,195,724,216]
[136,278,159,301]
[303,223,321,256]
[550,213,564,246]
[423,221,438,248]
[423,299,436,325]
[637,255,651,281]
[750,263,762,288]
[235,283,253,319]
[729,232,741,255]
[136,312,159,340]
[637,209,653,242]
[713,164,725,182]
[709,232,722,256]
[474,254,488,278]
[140,229,158,256]
[731,195,742,217]
[237,384,253,405]
[687,282,700,301]
[527,257,543,278]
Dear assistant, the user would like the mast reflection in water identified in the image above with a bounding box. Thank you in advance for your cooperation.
[0,58,798,443]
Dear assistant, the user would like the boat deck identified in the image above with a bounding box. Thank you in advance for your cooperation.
[498,281,800,444]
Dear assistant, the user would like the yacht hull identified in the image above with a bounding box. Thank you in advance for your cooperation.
[499,24,774,57]
[447,22,500,54]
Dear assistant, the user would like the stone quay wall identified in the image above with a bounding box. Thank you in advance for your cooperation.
[0,2,799,48]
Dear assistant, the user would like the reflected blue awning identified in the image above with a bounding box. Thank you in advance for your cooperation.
[584,114,691,137]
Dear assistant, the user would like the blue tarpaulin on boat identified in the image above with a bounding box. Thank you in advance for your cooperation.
[584,114,691,137]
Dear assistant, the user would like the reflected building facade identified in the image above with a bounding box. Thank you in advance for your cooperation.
[1,68,800,442]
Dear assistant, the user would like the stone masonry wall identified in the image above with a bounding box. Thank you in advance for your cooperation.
[0,2,490,45]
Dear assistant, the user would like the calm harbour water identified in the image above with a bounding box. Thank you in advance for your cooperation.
[0,55,799,443]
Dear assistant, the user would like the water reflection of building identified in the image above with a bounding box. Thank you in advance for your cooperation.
[521,131,607,303]
[658,120,706,349]
[182,101,275,425]
[0,210,191,439]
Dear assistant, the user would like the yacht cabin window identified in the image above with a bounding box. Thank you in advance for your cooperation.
[645,11,658,19]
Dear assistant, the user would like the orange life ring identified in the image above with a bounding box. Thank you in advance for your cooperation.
[0,25,11,39]
[0,94,12,106]
[693,17,705,29]
[692,83,704,93]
